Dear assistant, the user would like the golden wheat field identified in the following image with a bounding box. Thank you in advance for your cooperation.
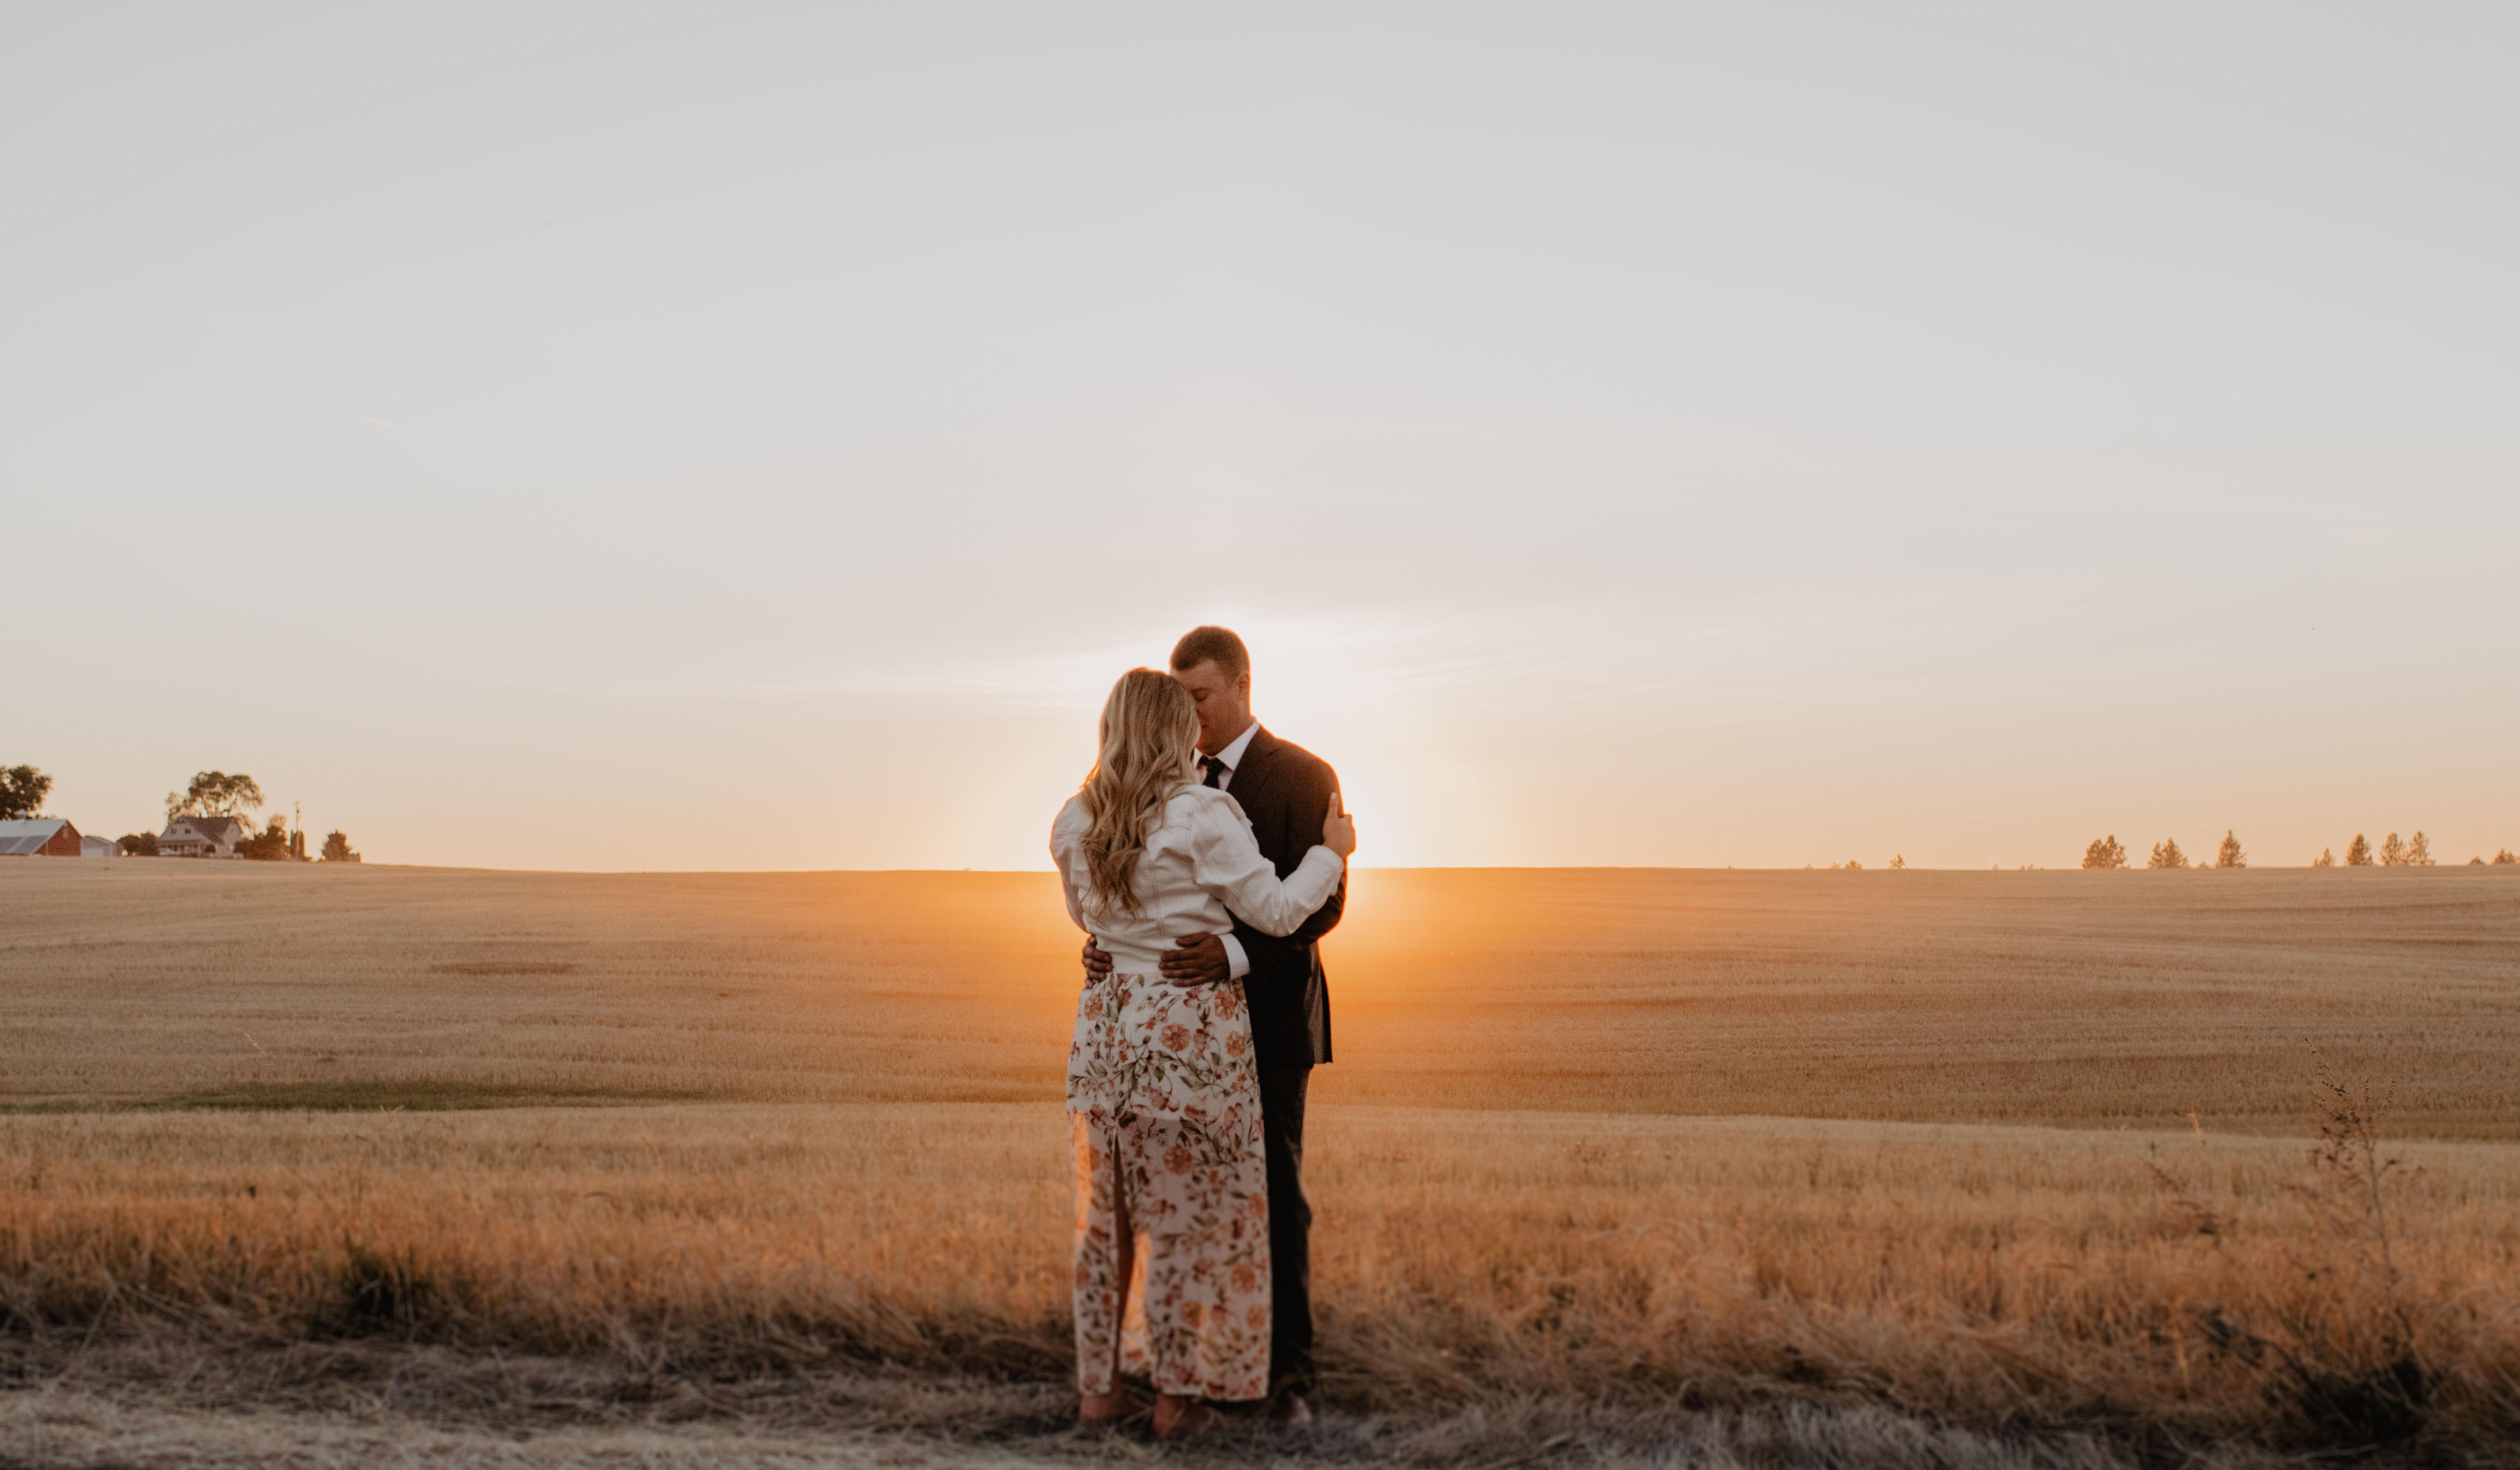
[4,859,2518,1468]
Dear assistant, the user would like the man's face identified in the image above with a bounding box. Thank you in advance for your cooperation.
[1172,660,1251,755]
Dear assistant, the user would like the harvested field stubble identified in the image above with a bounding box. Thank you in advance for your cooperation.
[3,862,2517,1133]
[4,861,2518,1460]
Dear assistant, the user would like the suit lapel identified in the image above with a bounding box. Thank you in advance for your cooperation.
[1229,726,1305,872]
[1228,726,1282,814]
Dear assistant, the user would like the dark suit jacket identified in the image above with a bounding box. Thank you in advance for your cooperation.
[1221,726,1344,1069]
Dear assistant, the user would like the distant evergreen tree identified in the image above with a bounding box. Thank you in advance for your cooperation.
[1889,855,1905,870]
[320,829,360,863]
[1844,858,1863,870]
[2313,847,2335,867]
[2082,835,2129,869]
[2214,830,2246,868]
[2471,855,2487,865]
[2147,838,2188,869]
[2496,849,2518,865]
[2406,831,2434,866]
[2380,832,2407,866]
[2346,834,2375,866]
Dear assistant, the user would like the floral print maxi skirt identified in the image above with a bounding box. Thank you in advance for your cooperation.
[1067,969,1272,1402]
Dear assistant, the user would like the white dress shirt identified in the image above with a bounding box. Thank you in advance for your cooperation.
[1203,720,1260,791]
[1051,783,1343,977]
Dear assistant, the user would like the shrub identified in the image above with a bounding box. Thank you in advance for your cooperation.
[237,824,293,861]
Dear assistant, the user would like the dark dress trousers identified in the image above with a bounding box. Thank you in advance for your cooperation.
[1219,725,1344,1396]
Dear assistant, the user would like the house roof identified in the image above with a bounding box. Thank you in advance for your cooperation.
[163,815,245,840]
[0,818,74,856]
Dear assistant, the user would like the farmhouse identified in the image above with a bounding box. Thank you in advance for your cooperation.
[0,818,84,857]
[160,815,246,858]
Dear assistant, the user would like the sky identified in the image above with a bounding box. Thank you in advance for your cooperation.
[6,3,2516,872]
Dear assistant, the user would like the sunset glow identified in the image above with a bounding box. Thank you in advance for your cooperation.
[8,7,2514,871]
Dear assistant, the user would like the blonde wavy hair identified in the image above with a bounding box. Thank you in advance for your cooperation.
[1079,668,1201,917]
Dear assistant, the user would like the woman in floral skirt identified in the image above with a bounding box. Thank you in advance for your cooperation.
[1051,668,1354,1437]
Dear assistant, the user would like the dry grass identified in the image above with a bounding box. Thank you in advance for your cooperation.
[7,1104,2518,1459]
[4,860,2519,1464]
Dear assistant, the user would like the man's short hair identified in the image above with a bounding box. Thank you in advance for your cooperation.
[1169,625,1250,683]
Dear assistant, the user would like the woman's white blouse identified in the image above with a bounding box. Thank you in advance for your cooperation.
[1051,785,1344,973]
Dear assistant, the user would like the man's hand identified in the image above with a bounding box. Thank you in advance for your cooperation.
[1158,932,1231,987]
[1081,937,1113,983]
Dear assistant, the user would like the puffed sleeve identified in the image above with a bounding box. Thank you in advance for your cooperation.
[1049,798,1090,931]
[1188,791,1343,937]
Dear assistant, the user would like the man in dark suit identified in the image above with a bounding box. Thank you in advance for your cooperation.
[1079,625,1344,1426]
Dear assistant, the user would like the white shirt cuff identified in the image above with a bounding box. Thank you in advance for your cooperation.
[1221,932,1250,981]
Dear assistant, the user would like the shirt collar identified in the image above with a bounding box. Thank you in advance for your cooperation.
[1210,720,1260,773]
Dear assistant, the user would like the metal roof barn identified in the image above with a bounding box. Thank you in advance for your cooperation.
[0,818,83,857]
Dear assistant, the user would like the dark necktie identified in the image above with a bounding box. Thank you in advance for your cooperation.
[1200,755,1226,789]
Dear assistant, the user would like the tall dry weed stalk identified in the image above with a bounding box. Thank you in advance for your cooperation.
[2164,1058,2437,1447]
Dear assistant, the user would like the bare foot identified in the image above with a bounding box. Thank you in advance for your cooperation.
[1078,1389,1143,1426]
[1151,1394,1221,1440]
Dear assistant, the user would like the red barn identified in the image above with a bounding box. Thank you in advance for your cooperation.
[0,818,83,857]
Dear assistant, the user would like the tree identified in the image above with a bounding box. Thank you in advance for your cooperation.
[2406,831,2434,866]
[320,829,360,863]
[2472,856,2487,865]
[2497,849,2518,865]
[1889,854,1905,870]
[2147,838,2187,869]
[118,831,160,856]
[2215,830,2246,869]
[165,771,264,822]
[2083,835,2129,869]
[2380,832,2406,866]
[2313,847,2335,867]
[1844,858,1863,870]
[236,824,292,860]
[0,764,53,820]
[2346,834,2374,866]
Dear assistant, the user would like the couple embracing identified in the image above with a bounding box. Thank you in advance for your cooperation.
[1050,626,1352,1437]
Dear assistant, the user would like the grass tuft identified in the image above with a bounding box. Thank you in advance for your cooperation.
[317,1245,441,1338]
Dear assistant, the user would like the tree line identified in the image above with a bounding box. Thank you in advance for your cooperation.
[2083,830,2516,869]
